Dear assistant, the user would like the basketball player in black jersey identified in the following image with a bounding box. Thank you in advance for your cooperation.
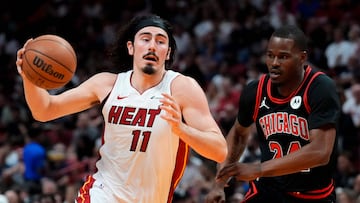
[206,25,340,203]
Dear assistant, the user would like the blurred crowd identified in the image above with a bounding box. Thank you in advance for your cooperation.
[1,0,360,202]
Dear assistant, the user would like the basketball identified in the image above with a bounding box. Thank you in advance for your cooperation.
[22,34,77,90]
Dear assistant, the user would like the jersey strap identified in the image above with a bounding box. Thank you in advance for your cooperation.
[303,71,325,113]
[253,74,267,121]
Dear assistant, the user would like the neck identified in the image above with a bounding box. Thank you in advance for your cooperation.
[277,69,305,98]
[130,69,166,94]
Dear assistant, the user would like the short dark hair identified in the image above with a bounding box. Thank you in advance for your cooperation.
[271,25,308,51]
[110,14,177,71]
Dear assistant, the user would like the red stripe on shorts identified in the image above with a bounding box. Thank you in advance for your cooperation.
[76,175,95,203]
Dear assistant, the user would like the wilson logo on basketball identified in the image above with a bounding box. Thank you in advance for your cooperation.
[32,56,65,80]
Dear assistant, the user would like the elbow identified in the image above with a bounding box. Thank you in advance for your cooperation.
[32,116,49,123]
[215,145,228,163]
[319,154,331,166]
[31,112,51,122]
[220,148,228,163]
[315,151,332,166]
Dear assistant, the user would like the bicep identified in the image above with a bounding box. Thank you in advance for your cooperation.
[230,119,252,143]
[309,127,336,156]
[174,76,220,132]
[48,73,114,118]
[52,83,98,113]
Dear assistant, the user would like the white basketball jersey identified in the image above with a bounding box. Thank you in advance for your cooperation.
[93,70,189,203]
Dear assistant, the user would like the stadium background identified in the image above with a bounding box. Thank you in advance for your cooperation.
[0,0,360,202]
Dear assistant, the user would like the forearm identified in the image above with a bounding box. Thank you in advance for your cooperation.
[224,124,250,164]
[260,149,324,177]
[260,129,335,177]
[215,124,250,185]
[178,123,227,163]
[22,75,52,121]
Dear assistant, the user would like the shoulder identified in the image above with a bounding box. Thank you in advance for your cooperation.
[245,78,262,90]
[170,73,206,105]
[86,72,118,86]
[84,72,118,101]
[172,73,198,88]
[89,72,118,81]
[241,77,262,98]
[309,72,337,92]
[307,72,340,109]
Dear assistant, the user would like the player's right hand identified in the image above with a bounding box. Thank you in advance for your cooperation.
[204,187,226,203]
[16,38,33,75]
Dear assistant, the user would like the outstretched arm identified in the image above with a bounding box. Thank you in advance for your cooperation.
[16,40,116,121]
[216,126,336,182]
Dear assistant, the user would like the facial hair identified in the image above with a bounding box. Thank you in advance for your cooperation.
[142,64,156,75]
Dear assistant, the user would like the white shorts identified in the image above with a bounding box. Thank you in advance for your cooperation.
[75,175,115,203]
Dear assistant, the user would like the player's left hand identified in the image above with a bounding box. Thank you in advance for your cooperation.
[216,162,262,182]
[159,93,184,134]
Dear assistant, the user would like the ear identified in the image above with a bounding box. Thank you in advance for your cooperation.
[300,51,307,63]
[127,41,134,55]
[166,48,171,60]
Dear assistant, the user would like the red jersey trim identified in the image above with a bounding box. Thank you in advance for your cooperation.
[253,75,266,121]
[241,181,258,203]
[303,72,324,113]
[267,66,312,104]
[167,140,189,203]
[287,179,334,199]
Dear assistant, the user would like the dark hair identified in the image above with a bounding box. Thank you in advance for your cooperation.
[110,14,177,71]
[271,25,308,51]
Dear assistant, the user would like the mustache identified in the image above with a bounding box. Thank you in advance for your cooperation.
[143,52,159,61]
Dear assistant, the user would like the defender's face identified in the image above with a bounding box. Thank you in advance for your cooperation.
[127,26,171,74]
[265,36,306,86]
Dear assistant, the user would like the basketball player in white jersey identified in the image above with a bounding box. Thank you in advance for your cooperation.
[16,14,227,203]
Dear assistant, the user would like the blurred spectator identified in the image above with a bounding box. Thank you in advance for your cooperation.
[0,136,24,190]
[1,0,360,202]
[342,83,360,128]
[173,23,192,57]
[336,187,357,203]
[353,174,360,200]
[215,76,240,133]
[268,0,297,29]
[296,0,321,21]
[239,131,261,164]
[325,26,355,74]
[335,151,358,189]
[72,111,100,144]
[336,87,359,170]
[4,188,21,203]
[0,194,8,203]
[23,124,48,199]
[175,152,215,203]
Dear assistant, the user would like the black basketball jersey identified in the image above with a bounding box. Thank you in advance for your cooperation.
[237,65,340,193]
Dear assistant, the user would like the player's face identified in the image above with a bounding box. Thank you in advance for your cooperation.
[265,36,306,87]
[128,26,171,75]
